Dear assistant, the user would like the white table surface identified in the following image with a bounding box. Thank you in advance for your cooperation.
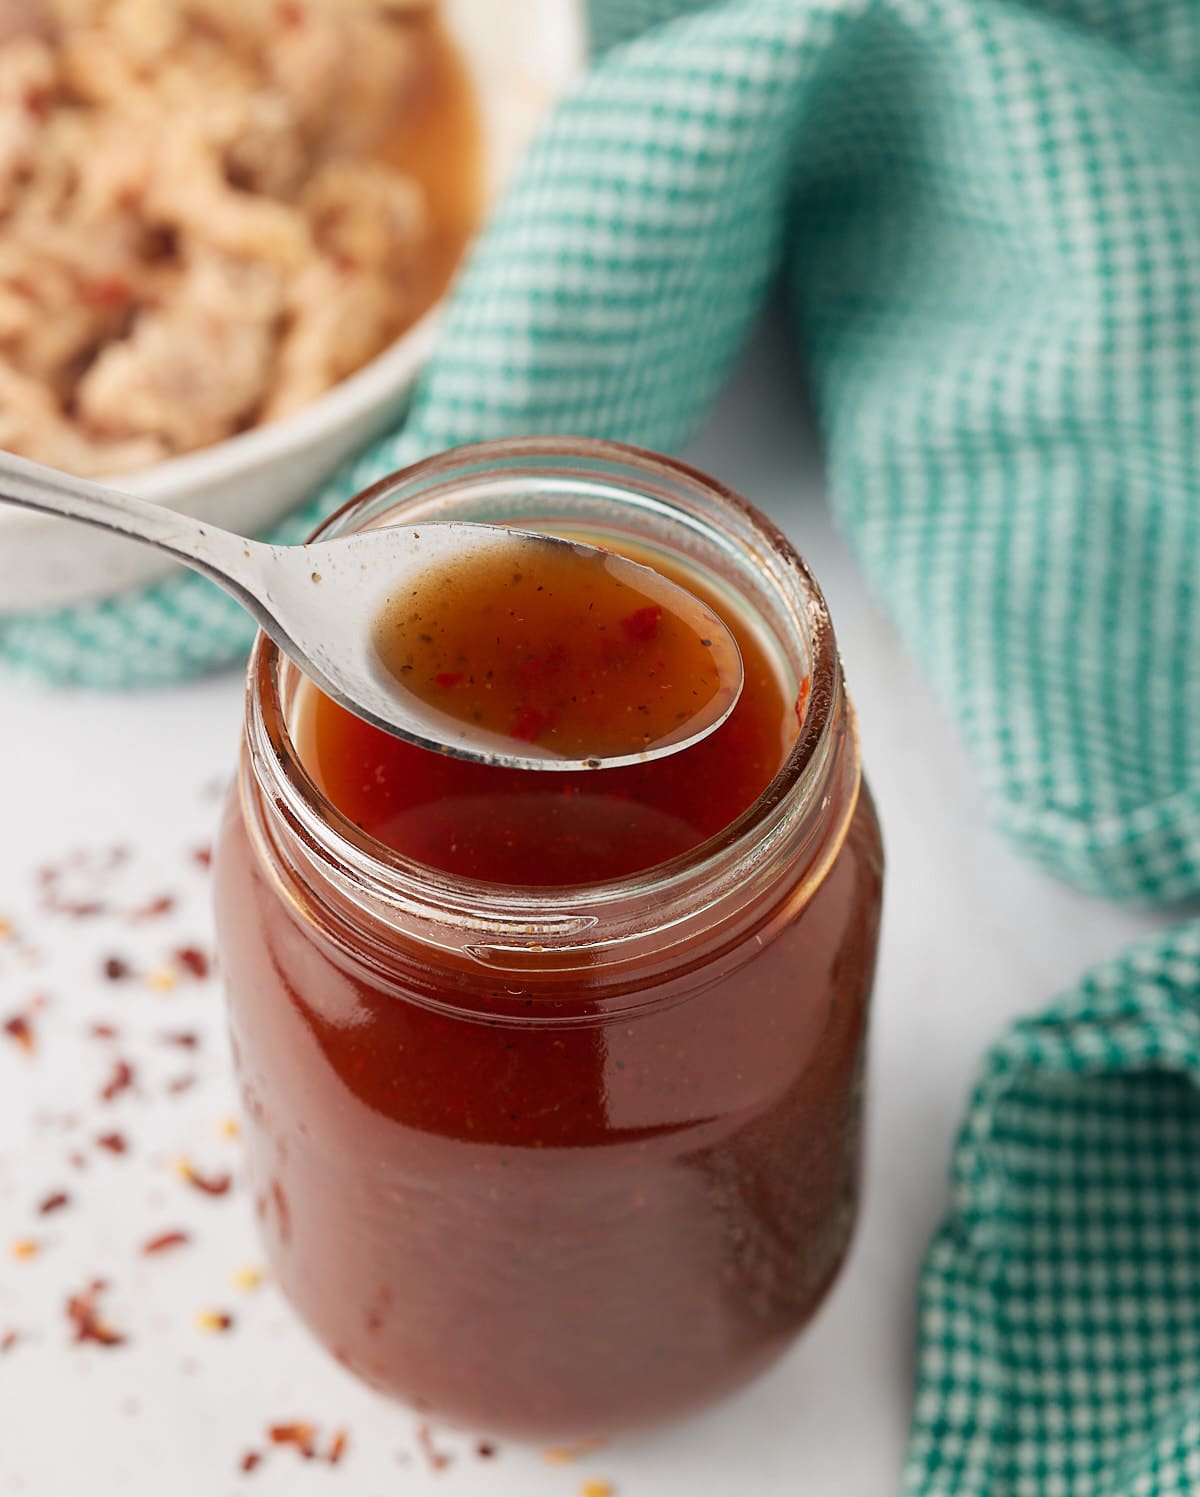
[0,314,1165,1497]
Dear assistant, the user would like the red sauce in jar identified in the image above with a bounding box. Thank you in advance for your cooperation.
[215,448,883,1442]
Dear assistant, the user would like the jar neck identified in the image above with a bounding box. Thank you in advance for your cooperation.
[237,439,859,1008]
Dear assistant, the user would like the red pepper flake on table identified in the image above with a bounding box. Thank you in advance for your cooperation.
[88,1021,119,1040]
[2,1011,35,1055]
[174,945,211,980]
[0,1330,20,1354]
[101,955,131,981]
[416,1421,453,1472]
[142,1230,191,1256]
[95,1130,128,1155]
[65,1280,126,1347]
[173,1159,233,1197]
[38,1189,71,1214]
[159,1029,200,1050]
[129,894,176,923]
[268,1422,317,1460]
[98,1057,136,1103]
[194,1309,235,1334]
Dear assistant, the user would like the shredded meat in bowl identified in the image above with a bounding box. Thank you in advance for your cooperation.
[0,0,440,475]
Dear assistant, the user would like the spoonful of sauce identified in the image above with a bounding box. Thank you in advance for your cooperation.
[0,451,743,770]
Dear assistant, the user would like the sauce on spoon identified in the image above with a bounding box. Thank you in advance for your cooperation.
[372,533,742,764]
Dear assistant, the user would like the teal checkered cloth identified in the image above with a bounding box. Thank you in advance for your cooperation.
[5,2,1200,1489]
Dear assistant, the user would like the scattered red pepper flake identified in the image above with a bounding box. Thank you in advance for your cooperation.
[416,1422,452,1472]
[142,1230,190,1256]
[239,1451,262,1474]
[3,1013,35,1055]
[102,956,131,982]
[174,946,210,980]
[89,1023,119,1041]
[38,1190,70,1215]
[159,1030,200,1049]
[66,1281,125,1347]
[476,1441,497,1459]
[49,900,106,919]
[99,1057,136,1103]
[130,894,176,922]
[269,1422,317,1460]
[1,1330,19,1353]
[174,1159,232,1197]
[544,1441,603,1466]
[68,1150,88,1170]
[327,1430,349,1466]
[95,1131,128,1155]
[194,1309,235,1334]
[620,604,662,643]
[191,845,213,870]
[166,1074,197,1096]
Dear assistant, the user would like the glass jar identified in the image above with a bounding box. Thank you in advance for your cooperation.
[214,439,884,1442]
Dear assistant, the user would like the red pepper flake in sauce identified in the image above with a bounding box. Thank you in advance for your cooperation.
[66,1280,125,1347]
[142,1230,190,1256]
[130,894,176,922]
[2,1012,35,1055]
[416,1422,453,1472]
[95,1131,128,1155]
[174,1159,233,1197]
[38,1190,70,1215]
[102,956,131,982]
[173,946,210,980]
[620,604,662,643]
[268,1422,318,1460]
[99,1058,136,1103]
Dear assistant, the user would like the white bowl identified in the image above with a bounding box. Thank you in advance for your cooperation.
[0,0,586,615]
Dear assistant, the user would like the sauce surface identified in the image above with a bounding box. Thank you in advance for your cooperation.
[298,543,796,885]
[371,535,740,763]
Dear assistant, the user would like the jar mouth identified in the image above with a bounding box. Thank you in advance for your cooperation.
[247,437,844,920]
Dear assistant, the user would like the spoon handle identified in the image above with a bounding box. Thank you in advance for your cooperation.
[0,449,272,619]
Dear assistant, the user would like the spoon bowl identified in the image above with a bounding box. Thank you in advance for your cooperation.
[0,450,744,770]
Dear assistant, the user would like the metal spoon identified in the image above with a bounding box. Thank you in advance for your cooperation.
[0,450,744,770]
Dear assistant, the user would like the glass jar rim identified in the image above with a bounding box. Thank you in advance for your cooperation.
[245,437,847,927]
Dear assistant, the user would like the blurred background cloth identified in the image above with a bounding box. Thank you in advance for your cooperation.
[3,3,1200,1491]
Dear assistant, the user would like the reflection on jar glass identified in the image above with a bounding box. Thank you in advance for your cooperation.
[214,439,884,1442]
